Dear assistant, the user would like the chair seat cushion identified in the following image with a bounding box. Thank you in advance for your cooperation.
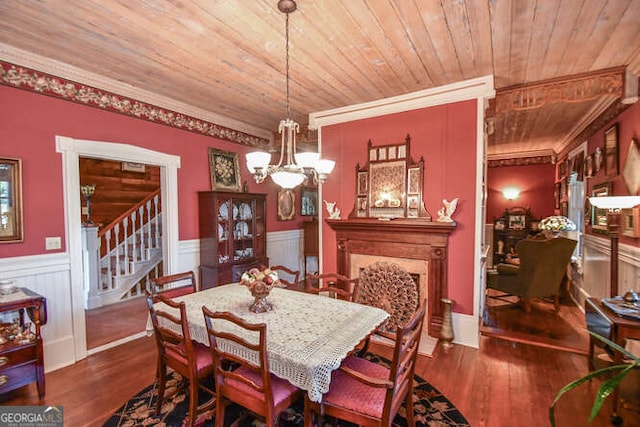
[322,355,390,418]
[166,342,213,374]
[225,366,299,405]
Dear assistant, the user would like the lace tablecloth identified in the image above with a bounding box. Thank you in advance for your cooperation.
[149,283,389,402]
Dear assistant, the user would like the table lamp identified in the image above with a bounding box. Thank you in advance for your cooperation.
[588,195,640,297]
[539,215,576,237]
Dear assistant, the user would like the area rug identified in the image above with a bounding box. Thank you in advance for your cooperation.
[104,353,469,427]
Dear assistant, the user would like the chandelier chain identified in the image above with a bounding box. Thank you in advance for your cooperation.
[285,11,291,120]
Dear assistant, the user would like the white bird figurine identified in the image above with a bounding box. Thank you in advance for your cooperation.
[437,198,459,222]
[323,200,341,219]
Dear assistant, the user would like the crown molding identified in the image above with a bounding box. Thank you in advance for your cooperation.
[0,43,273,145]
[308,75,495,129]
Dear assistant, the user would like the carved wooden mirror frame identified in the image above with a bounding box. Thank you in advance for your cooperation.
[349,134,430,219]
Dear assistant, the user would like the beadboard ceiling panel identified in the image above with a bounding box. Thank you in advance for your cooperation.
[0,0,639,158]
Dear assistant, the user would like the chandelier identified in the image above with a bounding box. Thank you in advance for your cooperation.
[245,0,334,189]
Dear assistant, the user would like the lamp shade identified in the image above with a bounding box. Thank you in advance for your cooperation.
[315,159,335,175]
[271,170,305,189]
[294,152,320,168]
[246,151,271,174]
[588,196,640,209]
[539,215,576,232]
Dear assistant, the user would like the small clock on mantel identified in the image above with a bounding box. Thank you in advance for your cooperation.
[349,134,431,220]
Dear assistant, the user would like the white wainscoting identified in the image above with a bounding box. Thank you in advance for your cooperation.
[582,234,640,299]
[266,229,304,275]
[0,230,305,373]
[0,253,76,372]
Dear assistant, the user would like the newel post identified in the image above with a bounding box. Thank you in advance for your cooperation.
[81,224,101,309]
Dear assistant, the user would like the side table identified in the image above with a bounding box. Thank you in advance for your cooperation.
[585,297,640,424]
[0,287,47,399]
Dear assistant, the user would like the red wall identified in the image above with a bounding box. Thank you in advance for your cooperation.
[320,100,478,315]
[486,163,556,221]
[584,100,640,246]
[0,85,303,259]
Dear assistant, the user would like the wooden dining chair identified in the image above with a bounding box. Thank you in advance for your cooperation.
[303,301,427,427]
[304,272,359,302]
[146,292,216,427]
[270,265,300,289]
[150,270,197,299]
[202,307,303,427]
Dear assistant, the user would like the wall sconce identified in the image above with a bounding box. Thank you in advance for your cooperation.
[588,195,640,296]
[502,187,520,200]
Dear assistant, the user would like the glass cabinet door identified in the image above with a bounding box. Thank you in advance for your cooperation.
[216,198,231,264]
[253,198,265,259]
[232,199,254,261]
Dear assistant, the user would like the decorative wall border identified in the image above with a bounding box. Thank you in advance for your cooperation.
[487,155,554,168]
[0,60,270,149]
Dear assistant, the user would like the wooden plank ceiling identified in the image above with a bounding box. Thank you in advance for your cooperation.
[0,0,639,159]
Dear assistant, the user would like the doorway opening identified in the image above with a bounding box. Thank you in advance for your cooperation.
[57,136,180,361]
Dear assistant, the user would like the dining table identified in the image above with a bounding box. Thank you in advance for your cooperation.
[148,283,390,402]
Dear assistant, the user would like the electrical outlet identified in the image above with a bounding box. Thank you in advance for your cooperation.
[45,236,62,250]
[81,206,88,215]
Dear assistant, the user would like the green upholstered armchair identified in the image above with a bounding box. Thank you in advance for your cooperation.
[488,236,577,313]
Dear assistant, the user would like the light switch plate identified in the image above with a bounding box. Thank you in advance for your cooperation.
[45,236,62,250]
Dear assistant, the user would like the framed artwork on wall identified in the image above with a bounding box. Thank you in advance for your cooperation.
[277,189,295,221]
[591,181,612,233]
[622,207,640,238]
[622,138,640,195]
[122,162,145,173]
[300,187,317,216]
[209,148,241,192]
[554,182,561,209]
[604,123,619,177]
[0,157,23,243]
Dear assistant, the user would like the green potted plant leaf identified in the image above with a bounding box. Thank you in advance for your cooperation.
[549,331,640,426]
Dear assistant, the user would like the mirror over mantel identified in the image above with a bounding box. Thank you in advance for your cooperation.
[348,135,431,220]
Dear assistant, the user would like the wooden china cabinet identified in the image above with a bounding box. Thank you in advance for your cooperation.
[198,191,268,289]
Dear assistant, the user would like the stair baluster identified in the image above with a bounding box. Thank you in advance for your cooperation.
[114,223,121,283]
[146,201,152,260]
[153,194,160,253]
[105,230,112,290]
[85,189,163,309]
[131,210,138,264]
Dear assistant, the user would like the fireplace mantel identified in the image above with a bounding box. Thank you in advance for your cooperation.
[326,218,456,338]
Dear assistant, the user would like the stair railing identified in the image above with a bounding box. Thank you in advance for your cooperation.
[99,190,161,279]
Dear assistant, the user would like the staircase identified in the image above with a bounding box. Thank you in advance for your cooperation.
[83,191,163,309]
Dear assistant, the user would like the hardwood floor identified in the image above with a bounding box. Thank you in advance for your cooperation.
[85,296,148,349]
[2,298,638,427]
[481,289,591,355]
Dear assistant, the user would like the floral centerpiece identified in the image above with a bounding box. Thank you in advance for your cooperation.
[240,267,280,313]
